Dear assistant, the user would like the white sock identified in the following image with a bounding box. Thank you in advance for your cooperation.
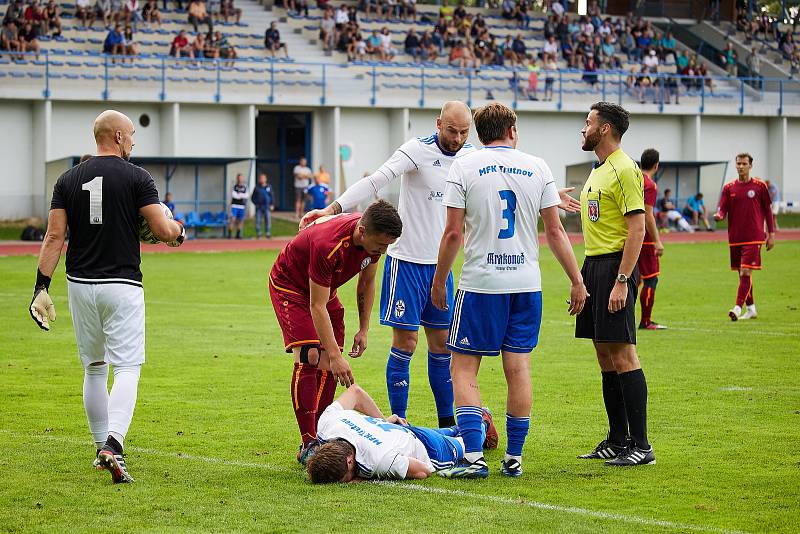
[504,453,522,464]
[679,218,694,232]
[732,305,742,316]
[747,304,757,314]
[107,365,141,450]
[83,363,109,449]
[464,452,484,463]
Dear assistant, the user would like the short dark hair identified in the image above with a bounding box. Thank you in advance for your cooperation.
[307,440,354,484]
[736,152,753,164]
[664,188,671,195]
[640,148,659,171]
[590,101,630,139]
[361,199,402,238]
[696,192,703,198]
[473,102,517,145]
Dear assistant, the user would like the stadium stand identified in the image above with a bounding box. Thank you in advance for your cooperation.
[0,0,796,108]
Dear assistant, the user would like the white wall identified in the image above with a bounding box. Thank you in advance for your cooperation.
[698,117,770,186]
[786,119,800,203]
[339,108,393,189]
[0,101,34,218]
[178,105,240,157]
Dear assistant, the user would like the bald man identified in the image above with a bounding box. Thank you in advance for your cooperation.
[30,110,185,484]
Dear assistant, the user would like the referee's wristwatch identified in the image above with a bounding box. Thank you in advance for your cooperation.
[616,273,629,284]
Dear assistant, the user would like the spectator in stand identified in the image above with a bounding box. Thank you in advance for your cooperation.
[420,30,437,62]
[334,4,348,32]
[675,49,688,70]
[599,34,615,67]
[543,34,559,59]
[170,29,194,58]
[265,21,289,58]
[379,26,396,61]
[543,53,556,101]
[18,21,40,60]
[109,0,124,25]
[75,0,96,27]
[122,25,138,59]
[582,53,598,86]
[43,0,62,36]
[619,28,635,60]
[512,33,526,64]
[24,1,47,36]
[696,62,712,92]
[103,24,125,61]
[319,10,335,52]
[634,65,653,103]
[1,21,23,60]
[658,31,676,61]
[683,193,712,231]
[123,0,143,28]
[204,30,220,58]
[365,29,380,58]
[501,0,514,21]
[96,0,113,29]
[438,0,453,22]
[251,173,274,239]
[3,0,23,26]
[187,0,212,34]
[207,0,221,23]
[384,0,399,20]
[525,55,539,100]
[221,0,241,24]
[350,29,366,61]
[720,42,737,77]
[142,0,161,26]
[400,0,416,22]
[500,35,515,66]
[216,30,237,64]
[643,48,659,70]
[404,28,421,62]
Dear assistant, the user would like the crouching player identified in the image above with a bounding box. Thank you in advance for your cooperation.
[307,384,498,483]
[269,200,403,463]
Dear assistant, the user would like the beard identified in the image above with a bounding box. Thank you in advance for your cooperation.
[581,129,601,152]
[440,136,465,154]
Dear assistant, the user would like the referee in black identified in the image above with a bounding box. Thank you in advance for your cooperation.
[574,102,654,466]
[30,110,185,483]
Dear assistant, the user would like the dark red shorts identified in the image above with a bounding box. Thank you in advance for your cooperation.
[269,280,345,353]
[730,243,762,271]
[638,244,660,280]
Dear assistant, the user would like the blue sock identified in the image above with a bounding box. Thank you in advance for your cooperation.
[506,414,530,458]
[433,425,459,437]
[386,347,412,418]
[455,406,484,456]
[427,351,454,423]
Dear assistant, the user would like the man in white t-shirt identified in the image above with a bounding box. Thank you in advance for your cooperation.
[293,156,313,218]
[432,102,587,479]
[307,384,497,483]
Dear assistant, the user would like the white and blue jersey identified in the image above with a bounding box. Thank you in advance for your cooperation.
[316,402,464,478]
[334,133,474,331]
[442,146,561,356]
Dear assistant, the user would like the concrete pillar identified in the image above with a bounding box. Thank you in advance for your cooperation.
[681,114,701,161]
[767,117,786,193]
[32,100,52,218]
[160,102,180,157]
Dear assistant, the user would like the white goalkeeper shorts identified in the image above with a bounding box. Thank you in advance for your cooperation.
[67,281,145,368]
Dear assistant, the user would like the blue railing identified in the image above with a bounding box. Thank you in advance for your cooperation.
[2,50,799,115]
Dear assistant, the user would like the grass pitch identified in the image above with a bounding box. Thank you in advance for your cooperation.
[0,241,798,533]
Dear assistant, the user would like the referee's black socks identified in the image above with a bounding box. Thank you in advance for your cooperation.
[601,371,628,446]
[619,369,650,450]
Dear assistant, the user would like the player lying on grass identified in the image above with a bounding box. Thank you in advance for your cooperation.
[306,384,498,483]
[269,200,403,464]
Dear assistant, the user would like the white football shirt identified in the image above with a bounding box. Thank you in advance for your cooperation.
[316,402,433,479]
[337,134,476,264]
[442,146,561,294]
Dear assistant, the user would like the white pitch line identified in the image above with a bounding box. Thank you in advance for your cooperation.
[374,482,748,534]
[1,430,747,534]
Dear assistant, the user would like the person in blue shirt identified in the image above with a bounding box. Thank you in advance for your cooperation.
[103,24,124,60]
[250,173,274,238]
[304,175,330,210]
[163,192,175,214]
[683,192,712,231]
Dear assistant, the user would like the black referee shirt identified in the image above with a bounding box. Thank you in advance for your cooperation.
[50,156,160,285]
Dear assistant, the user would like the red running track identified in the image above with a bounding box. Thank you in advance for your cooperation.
[2,231,798,257]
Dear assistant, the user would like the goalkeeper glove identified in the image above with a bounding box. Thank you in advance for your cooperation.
[30,269,56,331]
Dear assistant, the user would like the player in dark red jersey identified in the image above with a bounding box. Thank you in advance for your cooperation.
[637,149,667,330]
[714,152,776,321]
[268,200,402,463]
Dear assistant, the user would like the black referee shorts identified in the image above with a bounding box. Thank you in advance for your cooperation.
[575,252,638,344]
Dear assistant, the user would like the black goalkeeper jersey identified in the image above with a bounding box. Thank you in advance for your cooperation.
[50,156,160,285]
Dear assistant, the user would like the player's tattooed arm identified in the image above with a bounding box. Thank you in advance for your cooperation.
[352,262,377,358]
[330,201,342,215]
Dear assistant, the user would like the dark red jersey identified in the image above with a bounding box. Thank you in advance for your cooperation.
[642,173,658,245]
[269,213,379,300]
[717,178,775,245]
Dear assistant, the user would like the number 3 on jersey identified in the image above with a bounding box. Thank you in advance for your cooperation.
[82,176,103,224]
[498,189,517,239]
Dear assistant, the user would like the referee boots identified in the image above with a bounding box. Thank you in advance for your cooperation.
[577,438,629,460]
[605,444,656,466]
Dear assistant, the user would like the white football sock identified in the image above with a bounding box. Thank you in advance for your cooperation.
[83,363,109,449]
[678,217,694,233]
[107,365,141,450]
[504,453,522,463]
[464,452,484,463]
[732,305,742,316]
[747,304,757,314]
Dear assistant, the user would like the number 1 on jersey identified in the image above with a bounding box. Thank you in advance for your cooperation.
[498,189,517,239]
[82,176,103,224]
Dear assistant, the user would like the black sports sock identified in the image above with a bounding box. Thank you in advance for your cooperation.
[601,371,628,445]
[438,415,456,428]
[103,435,123,455]
[619,369,649,449]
